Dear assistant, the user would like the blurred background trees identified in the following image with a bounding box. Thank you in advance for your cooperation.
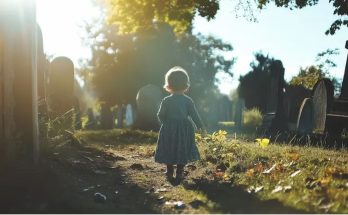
[78,0,235,127]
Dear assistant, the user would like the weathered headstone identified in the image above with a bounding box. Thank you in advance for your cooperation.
[312,79,334,134]
[0,0,39,162]
[296,98,314,134]
[47,56,75,135]
[134,84,163,130]
[125,104,134,127]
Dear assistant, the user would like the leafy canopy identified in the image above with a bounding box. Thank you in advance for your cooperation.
[105,0,347,35]
[105,0,219,34]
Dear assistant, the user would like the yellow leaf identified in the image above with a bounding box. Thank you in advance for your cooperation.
[255,138,270,148]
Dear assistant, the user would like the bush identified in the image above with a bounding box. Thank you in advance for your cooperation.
[243,108,263,131]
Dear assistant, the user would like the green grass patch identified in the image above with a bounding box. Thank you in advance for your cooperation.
[198,136,348,213]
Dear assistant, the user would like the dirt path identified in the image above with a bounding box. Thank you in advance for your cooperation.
[0,138,304,213]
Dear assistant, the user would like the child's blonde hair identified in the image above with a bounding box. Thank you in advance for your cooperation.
[164,66,190,93]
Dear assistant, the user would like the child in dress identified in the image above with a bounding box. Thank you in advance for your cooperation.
[154,66,203,181]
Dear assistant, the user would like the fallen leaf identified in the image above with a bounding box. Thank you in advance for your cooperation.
[155,188,168,193]
[290,170,301,177]
[263,164,276,174]
[284,185,292,192]
[287,152,300,161]
[246,168,255,177]
[255,186,264,193]
[319,177,332,186]
[272,186,283,193]
[247,186,264,193]
[283,161,295,167]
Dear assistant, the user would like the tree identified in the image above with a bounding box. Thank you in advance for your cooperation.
[289,48,342,93]
[104,0,348,35]
[105,0,219,34]
[237,53,276,112]
[80,16,235,126]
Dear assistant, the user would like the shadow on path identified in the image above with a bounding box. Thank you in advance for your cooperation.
[185,178,306,214]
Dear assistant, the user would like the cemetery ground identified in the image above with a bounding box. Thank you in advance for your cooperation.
[1,129,348,213]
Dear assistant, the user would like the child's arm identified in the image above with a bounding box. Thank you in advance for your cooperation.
[188,99,204,130]
[157,99,166,123]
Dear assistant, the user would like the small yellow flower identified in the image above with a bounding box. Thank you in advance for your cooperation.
[255,138,270,148]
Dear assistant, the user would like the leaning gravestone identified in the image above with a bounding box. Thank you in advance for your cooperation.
[47,57,75,135]
[134,84,163,130]
[0,0,39,163]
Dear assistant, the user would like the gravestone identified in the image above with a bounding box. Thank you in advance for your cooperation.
[134,84,163,130]
[125,104,134,127]
[296,98,314,134]
[0,0,39,162]
[339,41,348,100]
[311,79,334,134]
[218,96,232,122]
[234,98,245,129]
[47,56,75,135]
[99,103,113,129]
[284,85,311,131]
[262,60,287,133]
[116,104,124,128]
[85,108,97,129]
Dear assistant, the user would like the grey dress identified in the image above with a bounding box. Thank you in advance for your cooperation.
[154,94,203,165]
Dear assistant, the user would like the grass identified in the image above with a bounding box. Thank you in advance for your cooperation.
[12,128,346,213]
[198,135,348,213]
[73,129,348,213]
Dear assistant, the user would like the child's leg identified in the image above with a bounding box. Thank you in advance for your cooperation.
[166,164,174,178]
[176,164,185,179]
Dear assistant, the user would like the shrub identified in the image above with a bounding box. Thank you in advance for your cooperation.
[243,108,263,131]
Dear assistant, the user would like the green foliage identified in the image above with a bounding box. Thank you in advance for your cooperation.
[105,0,219,35]
[104,0,347,35]
[81,10,235,124]
[289,65,326,89]
[243,108,263,131]
[289,49,342,92]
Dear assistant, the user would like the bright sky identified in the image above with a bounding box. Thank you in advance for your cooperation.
[36,0,348,95]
